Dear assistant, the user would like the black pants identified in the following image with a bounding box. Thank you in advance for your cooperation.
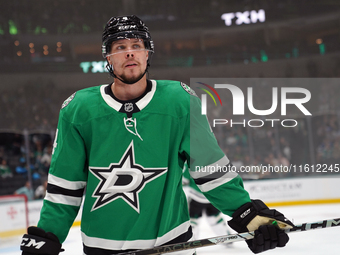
[189,199,219,218]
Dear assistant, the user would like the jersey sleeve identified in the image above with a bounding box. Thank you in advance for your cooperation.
[180,93,251,217]
[37,103,87,243]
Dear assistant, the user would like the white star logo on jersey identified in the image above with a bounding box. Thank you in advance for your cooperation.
[89,141,167,213]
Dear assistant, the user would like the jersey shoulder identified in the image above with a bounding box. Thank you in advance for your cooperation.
[59,85,105,123]
[61,85,102,108]
[153,80,201,115]
[152,80,200,114]
[154,80,198,100]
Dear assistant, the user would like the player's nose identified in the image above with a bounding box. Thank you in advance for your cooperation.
[126,52,134,58]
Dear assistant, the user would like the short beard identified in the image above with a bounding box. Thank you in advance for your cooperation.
[119,71,145,84]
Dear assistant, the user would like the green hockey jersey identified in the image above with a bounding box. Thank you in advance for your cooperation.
[38,80,250,254]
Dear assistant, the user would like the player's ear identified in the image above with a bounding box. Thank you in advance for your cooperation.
[106,56,112,65]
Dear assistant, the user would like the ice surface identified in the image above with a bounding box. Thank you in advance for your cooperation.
[1,203,339,255]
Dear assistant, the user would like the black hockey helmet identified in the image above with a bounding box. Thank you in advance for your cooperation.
[102,15,154,59]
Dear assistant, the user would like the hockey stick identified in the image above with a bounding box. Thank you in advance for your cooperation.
[116,218,340,255]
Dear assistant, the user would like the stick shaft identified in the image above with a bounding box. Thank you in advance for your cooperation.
[117,218,340,255]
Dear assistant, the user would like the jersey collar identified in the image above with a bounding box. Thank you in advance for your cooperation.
[100,79,157,112]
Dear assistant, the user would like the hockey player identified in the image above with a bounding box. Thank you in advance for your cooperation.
[21,15,294,255]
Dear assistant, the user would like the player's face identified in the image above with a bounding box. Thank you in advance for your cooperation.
[107,38,149,84]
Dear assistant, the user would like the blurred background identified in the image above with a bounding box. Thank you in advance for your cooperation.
[0,0,340,196]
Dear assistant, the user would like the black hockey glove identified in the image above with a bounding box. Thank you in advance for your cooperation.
[20,226,64,255]
[228,199,294,254]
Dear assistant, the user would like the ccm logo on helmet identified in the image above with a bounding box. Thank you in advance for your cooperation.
[118,25,137,30]
[21,237,46,249]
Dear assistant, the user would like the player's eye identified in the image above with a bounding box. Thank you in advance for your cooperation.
[133,44,141,49]
[116,45,126,51]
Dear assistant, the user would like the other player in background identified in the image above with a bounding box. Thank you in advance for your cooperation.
[21,15,294,255]
[182,161,233,245]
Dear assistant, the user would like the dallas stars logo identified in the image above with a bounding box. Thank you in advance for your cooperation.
[89,141,167,213]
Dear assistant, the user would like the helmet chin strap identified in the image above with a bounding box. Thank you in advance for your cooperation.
[106,61,149,85]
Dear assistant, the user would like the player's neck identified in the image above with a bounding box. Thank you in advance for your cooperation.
[112,77,147,101]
